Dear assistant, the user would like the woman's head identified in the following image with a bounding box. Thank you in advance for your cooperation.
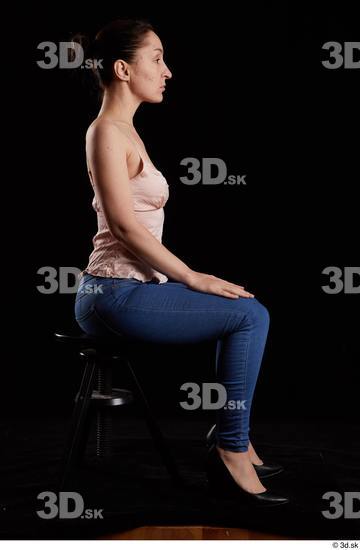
[76,19,172,103]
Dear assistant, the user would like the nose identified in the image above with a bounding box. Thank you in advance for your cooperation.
[163,63,172,80]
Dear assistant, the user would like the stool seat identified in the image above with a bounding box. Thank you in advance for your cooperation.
[54,330,127,346]
[54,331,97,345]
[54,330,134,359]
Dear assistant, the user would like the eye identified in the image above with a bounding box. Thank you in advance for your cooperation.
[155,58,161,63]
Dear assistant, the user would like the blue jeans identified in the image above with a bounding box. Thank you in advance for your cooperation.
[75,273,270,452]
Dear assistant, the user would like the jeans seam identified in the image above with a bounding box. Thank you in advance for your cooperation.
[241,338,251,443]
[92,306,127,338]
[75,304,96,323]
[105,306,248,314]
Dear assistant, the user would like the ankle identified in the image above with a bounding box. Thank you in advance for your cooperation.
[216,445,249,462]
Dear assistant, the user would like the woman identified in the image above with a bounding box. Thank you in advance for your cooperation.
[74,18,289,506]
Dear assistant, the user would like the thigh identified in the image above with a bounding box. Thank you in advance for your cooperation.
[94,279,266,344]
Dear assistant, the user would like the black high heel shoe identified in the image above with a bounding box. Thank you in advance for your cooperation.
[206,424,284,478]
[206,443,290,506]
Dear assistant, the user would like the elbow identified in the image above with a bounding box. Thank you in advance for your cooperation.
[109,220,141,243]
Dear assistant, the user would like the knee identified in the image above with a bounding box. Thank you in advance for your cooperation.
[261,303,270,327]
[248,299,270,328]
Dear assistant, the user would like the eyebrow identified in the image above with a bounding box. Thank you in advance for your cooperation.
[153,48,163,54]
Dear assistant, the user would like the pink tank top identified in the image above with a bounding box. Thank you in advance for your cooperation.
[79,138,169,284]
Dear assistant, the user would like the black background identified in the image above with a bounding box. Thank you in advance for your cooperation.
[5,2,359,427]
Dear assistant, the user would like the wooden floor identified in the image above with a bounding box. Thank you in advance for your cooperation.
[99,525,291,540]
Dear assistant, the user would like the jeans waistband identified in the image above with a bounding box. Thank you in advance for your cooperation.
[80,273,140,285]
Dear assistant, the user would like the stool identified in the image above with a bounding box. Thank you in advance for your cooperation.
[54,330,183,490]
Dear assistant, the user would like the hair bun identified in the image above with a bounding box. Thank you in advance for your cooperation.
[69,32,95,62]
[68,19,155,101]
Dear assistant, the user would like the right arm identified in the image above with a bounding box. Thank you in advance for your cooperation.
[86,122,253,299]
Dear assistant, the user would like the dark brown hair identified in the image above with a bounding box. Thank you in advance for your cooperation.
[71,18,154,98]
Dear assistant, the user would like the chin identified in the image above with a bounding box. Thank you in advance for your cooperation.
[143,92,165,104]
[146,98,164,104]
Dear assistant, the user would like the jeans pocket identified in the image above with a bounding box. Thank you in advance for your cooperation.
[111,278,141,287]
[75,304,96,323]
[75,306,97,334]
[110,280,141,299]
[75,288,97,322]
[76,306,126,338]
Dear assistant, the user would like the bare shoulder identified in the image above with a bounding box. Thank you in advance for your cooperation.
[86,118,131,151]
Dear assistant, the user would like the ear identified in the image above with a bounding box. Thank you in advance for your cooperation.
[113,59,130,81]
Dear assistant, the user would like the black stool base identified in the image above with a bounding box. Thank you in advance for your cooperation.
[54,331,184,492]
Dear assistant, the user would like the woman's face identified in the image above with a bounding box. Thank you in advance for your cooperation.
[129,31,172,103]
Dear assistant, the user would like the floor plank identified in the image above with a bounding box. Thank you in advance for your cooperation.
[99,525,291,540]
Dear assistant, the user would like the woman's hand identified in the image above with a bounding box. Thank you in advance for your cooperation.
[185,271,255,299]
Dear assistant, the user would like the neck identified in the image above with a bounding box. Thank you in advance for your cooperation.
[97,83,141,127]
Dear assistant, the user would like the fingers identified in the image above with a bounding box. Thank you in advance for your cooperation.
[238,289,255,298]
[231,284,254,297]
[211,276,255,298]
[223,293,240,299]
[216,277,248,293]
[223,288,254,298]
